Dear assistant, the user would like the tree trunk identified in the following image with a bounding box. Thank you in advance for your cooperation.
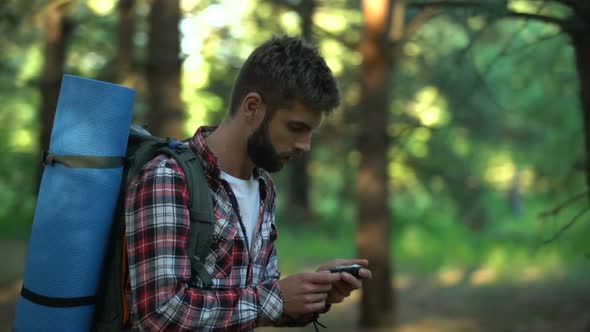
[113,0,136,85]
[571,26,590,196]
[147,0,185,139]
[357,0,395,327]
[38,2,71,190]
[288,0,316,222]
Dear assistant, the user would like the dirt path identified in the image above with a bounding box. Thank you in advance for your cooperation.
[2,240,589,331]
[0,239,27,330]
[259,272,590,332]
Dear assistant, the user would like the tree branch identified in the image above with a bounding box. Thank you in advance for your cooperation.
[538,205,590,246]
[407,0,569,29]
[408,0,491,10]
[555,0,589,16]
[269,0,359,51]
[503,11,567,28]
[315,28,358,51]
[538,190,589,218]
[269,0,297,12]
[460,0,562,115]
[404,7,439,38]
[501,32,562,55]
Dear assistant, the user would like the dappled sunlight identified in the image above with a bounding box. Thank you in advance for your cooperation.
[389,159,419,188]
[399,226,428,259]
[279,11,301,35]
[467,16,486,31]
[520,265,545,282]
[450,128,470,156]
[9,129,34,151]
[86,0,116,16]
[396,317,479,332]
[509,0,572,21]
[519,167,536,193]
[7,97,37,153]
[483,152,516,190]
[403,42,421,57]
[320,39,349,75]
[79,52,108,73]
[395,274,415,291]
[16,48,42,87]
[180,18,208,71]
[348,150,361,167]
[183,100,210,132]
[437,268,465,287]
[180,0,204,12]
[406,127,431,158]
[469,266,498,286]
[408,87,450,127]
[314,11,348,33]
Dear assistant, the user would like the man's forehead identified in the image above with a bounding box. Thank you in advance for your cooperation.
[278,101,323,127]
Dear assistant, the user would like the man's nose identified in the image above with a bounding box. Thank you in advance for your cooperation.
[294,133,312,152]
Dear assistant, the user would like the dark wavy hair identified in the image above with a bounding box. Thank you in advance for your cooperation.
[229,35,340,116]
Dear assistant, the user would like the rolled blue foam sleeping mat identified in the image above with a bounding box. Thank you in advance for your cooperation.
[14,74,136,331]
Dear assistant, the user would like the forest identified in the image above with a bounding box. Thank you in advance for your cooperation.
[1,0,589,331]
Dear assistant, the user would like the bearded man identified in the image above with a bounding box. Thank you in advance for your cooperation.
[121,36,371,331]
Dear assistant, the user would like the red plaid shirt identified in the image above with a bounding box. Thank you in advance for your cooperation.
[124,127,314,331]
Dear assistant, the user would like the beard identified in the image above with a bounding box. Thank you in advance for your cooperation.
[247,119,291,173]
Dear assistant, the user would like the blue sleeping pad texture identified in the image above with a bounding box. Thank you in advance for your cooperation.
[14,74,136,331]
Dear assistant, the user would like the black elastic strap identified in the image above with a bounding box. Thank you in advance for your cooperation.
[20,286,95,308]
[313,314,327,332]
[43,152,125,169]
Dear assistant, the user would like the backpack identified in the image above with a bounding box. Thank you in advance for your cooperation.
[92,125,215,331]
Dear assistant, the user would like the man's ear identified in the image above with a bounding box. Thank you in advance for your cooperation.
[242,92,266,127]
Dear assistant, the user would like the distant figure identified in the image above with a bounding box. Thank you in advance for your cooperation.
[508,170,524,217]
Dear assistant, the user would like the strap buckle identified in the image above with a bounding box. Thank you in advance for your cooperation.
[167,138,187,151]
[42,151,56,166]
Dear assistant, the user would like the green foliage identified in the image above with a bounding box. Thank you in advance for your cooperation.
[0,0,588,284]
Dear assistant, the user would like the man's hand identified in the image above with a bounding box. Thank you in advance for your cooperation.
[317,259,372,305]
[278,272,341,316]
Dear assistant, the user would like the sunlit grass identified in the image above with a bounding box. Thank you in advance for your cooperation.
[274,190,589,285]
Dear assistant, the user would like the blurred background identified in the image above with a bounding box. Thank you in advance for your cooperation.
[1,0,590,331]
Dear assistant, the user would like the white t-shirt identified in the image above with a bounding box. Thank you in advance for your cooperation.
[220,171,260,248]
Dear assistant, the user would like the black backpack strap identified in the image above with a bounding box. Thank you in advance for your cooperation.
[162,144,215,289]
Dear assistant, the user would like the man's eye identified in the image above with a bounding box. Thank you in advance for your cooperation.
[288,124,305,133]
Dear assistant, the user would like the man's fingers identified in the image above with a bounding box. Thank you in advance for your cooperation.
[341,272,363,289]
[328,293,345,304]
[303,281,333,293]
[304,292,328,303]
[303,301,327,313]
[358,268,372,280]
[302,271,341,284]
[332,282,352,297]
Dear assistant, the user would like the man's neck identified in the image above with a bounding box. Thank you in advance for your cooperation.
[205,122,255,180]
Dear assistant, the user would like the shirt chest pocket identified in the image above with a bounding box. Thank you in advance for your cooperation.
[255,222,278,266]
[205,219,239,278]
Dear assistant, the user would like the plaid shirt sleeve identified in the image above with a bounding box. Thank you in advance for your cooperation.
[125,155,283,331]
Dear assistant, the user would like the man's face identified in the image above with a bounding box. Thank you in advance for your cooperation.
[247,100,322,172]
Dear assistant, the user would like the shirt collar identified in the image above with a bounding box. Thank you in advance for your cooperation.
[187,126,269,188]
